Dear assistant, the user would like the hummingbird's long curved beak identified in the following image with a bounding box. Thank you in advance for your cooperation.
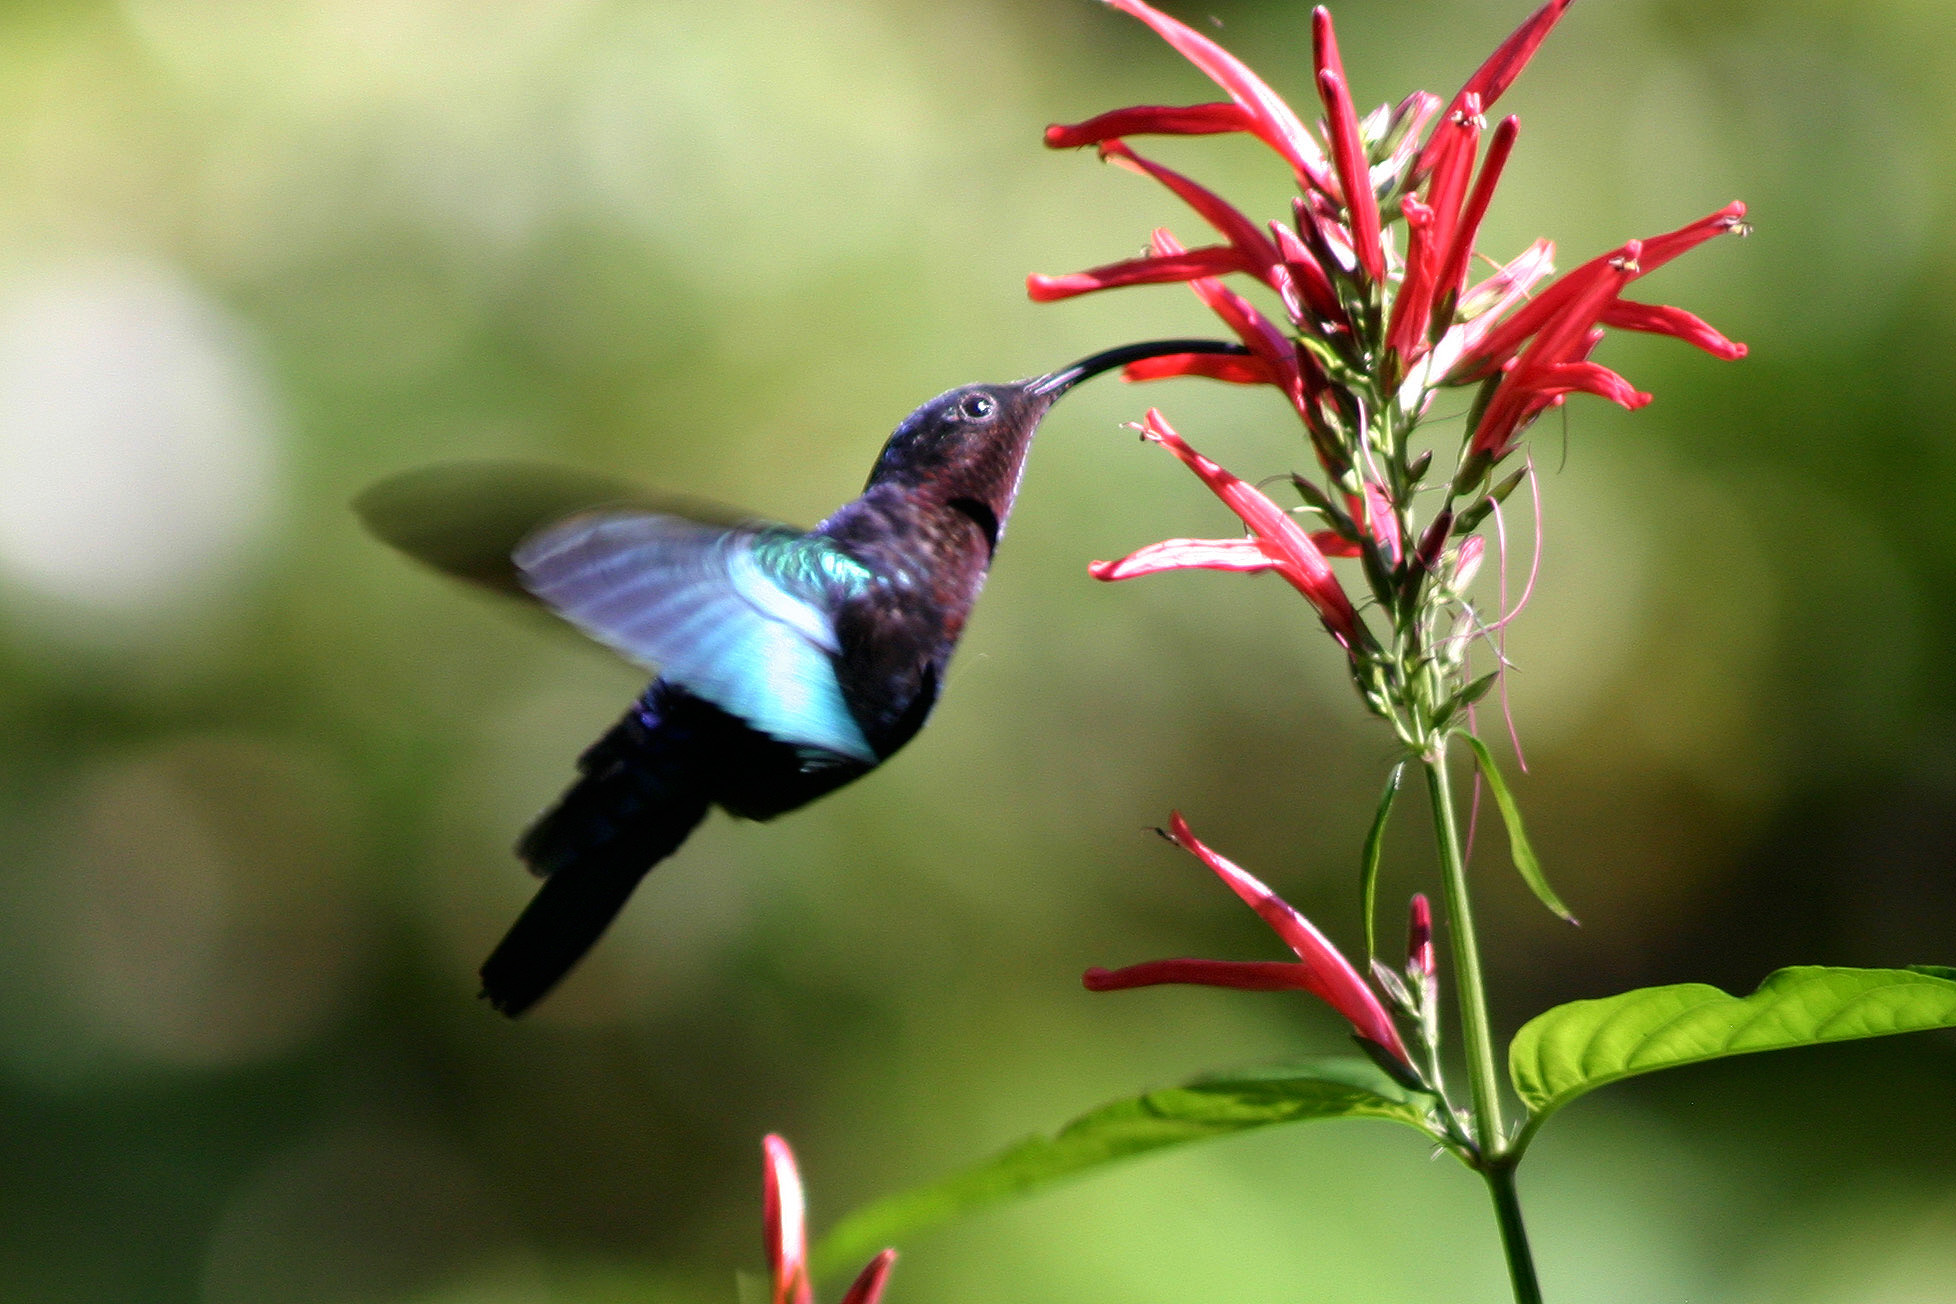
[1027,338,1251,399]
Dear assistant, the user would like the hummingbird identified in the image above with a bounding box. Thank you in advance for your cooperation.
[359,338,1245,1016]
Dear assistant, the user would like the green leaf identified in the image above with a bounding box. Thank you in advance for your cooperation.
[1458,733,1575,924]
[1360,763,1405,959]
[1510,966,1956,1149]
[1430,673,1498,732]
[812,1059,1433,1278]
[1908,964,1956,982]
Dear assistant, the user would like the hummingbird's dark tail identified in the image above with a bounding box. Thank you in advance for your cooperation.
[479,690,712,1017]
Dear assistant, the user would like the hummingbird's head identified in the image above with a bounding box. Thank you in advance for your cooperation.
[862,339,1251,550]
[858,381,1057,553]
[865,338,1250,495]
[865,381,1056,497]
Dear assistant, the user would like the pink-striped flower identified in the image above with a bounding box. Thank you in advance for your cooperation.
[764,1135,896,1304]
[1090,409,1366,650]
[1086,813,1414,1072]
[1030,0,1745,477]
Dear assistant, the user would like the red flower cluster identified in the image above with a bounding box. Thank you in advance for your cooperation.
[1032,0,1747,479]
[1086,812,1414,1073]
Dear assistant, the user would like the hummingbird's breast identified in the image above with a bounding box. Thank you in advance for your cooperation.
[815,486,998,756]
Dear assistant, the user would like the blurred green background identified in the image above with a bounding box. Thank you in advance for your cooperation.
[0,0,1951,1300]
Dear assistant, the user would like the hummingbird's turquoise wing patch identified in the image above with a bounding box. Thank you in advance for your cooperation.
[516,511,878,764]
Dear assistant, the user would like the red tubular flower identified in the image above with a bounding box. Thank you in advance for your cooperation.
[1455,202,1749,380]
[1430,114,1519,316]
[1267,222,1344,328]
[839,1254,898,1304]
[1027,246,1253,303]
[764,1135,814,1304]
[1045,102,1255,149]
[1090,536,1281,580]
[1098,142,1283,283]
[1599,299,1748,359]
[1380,90,1442,184]
[1044,3,1743,463]
[764,1135,896,1304]
[1416,0,1575,176]
[1464,236,1704,458]
[1044,0,1746,626]
[1121,351,1278,386]
[1416,93,1484,300]
[1312,7,1384,282]
[1085,812,1414,1071]
[1026,139,1299,310]
[1385,196,1439,365]
[1104,0,1335,197]
[1091,409,1365,648]
[1149,230,1314,417]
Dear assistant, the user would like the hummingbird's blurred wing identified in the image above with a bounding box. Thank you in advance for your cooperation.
[515,511,879,764]
[354,460,747,601]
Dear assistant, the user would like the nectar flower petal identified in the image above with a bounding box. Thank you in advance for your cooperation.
[838,1251,899,1304]
[1530,243,1639,368]
[1312,8,1385,281]
[1136,408,1364,646]
[1310,529,1363,558]
[1431,114,1520,313]
[1460,0,1577,109]
[1457,202,1747,377]
[1267,221,1344,326]
[763,1136,895,1304]
[1045,101,1256,149]
[1535,359,1650,409]
[1452,534,1486,591]
[764,1135,813,1304]
[1472,352,1647,460]
[1122,350,1279,386]
[1027,246,1252,302]
[1599,299,1748,359]
[1086,958,1323,991]
[1418,94,1484,288]
[1419,0,1573,174]
[1103,142,1282,282]
[1152,812,1413,1066]
[1458,238,1556,323]
[1638,200,1750,272]
[1090,536,1283,581]
[1152,230,1309,408]
[1386,196,1439,365]
[1106,0,1335,195]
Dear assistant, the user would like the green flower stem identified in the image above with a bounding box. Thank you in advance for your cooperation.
[1423,741,1504,1152]
[1486,1159,1544,1304]
[1424,741,1543,1303]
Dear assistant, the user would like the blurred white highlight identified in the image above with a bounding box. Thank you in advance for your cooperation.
[0,257,278,612]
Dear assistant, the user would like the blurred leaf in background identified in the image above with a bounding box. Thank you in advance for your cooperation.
[0,1,1951,1302]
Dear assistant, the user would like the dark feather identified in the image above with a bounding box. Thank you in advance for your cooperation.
[354,460,745,600]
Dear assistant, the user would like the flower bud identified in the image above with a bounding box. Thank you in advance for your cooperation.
[1407,893,1435,981]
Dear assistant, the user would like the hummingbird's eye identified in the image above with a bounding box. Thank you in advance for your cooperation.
[959,393,997,421]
